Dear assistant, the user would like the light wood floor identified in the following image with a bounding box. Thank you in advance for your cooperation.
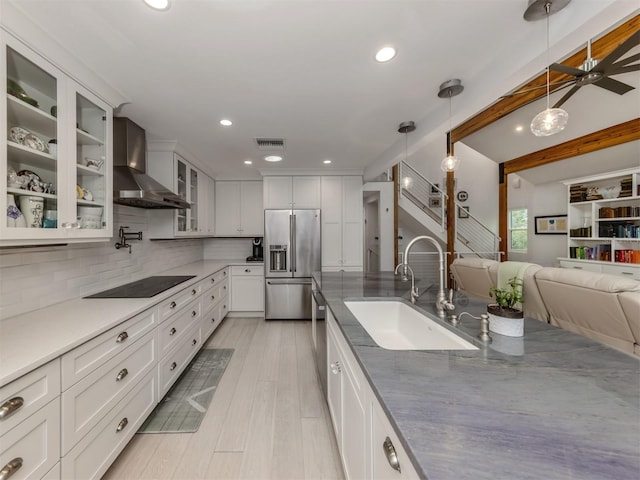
[103,318,344,480]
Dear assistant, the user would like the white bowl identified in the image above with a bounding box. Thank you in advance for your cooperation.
[599,186,621,199]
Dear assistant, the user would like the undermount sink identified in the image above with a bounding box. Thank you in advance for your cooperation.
[344,299,478,351]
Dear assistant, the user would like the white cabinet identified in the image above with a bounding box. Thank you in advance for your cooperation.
[2,32,114,246]
[327,311,366,480]
[562,168,640,277]
[321,176,363,271]
[147,151,214,238]
[326,310,420,480]
[263,176,321,209]
[215,181,263,236]
[230,265,264,312]
[201,268,229,341]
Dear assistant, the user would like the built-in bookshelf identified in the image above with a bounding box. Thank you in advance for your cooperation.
[559,168,640,279]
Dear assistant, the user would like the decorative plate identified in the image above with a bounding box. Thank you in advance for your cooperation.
[17,170,41,182]
[8,126,30,144]
[457,190,469,202]
[23,133,48,153]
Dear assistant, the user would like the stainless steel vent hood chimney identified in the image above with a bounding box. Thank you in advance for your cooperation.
[113,117,190,209]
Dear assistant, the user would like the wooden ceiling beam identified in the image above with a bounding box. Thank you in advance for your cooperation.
[451,14,639,143]
[503,118,640,176]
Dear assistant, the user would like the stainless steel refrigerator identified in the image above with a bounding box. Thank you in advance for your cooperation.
[264,209,321,319]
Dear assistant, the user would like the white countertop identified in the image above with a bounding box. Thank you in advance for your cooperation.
[0,259,255,387]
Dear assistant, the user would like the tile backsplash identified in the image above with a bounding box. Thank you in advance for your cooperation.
[0,205,203,319]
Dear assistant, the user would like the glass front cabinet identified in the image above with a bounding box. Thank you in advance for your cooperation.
[2,32,113,246]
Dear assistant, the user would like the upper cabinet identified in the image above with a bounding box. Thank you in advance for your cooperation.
[215,180,263,236]
[562,168,639,278]
[321,176,363,271]
[146,150,214,238]
[263,175,321,209]
[2,31,114,246]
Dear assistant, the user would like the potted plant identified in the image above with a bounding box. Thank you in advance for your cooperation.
[487,276,524,337]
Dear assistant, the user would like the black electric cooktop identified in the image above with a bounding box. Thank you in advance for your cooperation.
[84,275,196,299]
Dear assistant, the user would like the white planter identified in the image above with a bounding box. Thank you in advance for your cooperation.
[487,312,524,337]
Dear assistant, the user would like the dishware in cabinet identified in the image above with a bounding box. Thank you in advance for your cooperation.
[1,32,113,245]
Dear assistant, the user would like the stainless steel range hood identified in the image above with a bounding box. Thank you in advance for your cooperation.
[113,117,190,209]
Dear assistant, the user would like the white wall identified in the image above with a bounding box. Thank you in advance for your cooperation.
[363,182,394,271]
[508,174,566,266]
[0,205,204,319]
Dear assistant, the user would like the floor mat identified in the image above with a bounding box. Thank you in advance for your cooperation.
[138,348,233,433]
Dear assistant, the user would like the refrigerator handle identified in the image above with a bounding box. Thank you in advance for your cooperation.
[291,213,297,273]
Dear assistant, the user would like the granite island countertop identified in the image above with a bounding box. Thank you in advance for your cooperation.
[314,271,640,480]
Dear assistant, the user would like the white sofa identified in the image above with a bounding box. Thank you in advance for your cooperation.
[450,257,640,356]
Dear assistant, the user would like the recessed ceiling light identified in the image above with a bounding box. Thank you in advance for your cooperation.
[323,160,332,164]
[515,125,524,132]
[375,46,396,63]
[244,160,253,165]
[264,155,283,162]
[220,119,233,126]
[143,0,170,10]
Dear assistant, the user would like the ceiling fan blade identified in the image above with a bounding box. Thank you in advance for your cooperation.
[611,52,640,68]
[593,76,635,95]
[552,85,581,108]
[550,62,586,77]
[609,64,640,76]
[593,30,640,72]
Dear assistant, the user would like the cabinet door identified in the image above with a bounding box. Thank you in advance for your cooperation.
[188,167,199,233]
[322,176,344,269]
[71,82,112,238]
[3,35,66,242]
[231,275,265,311]
[241,181,264,236]
[215,181,241,235]
[326,326,342,449]
[175,157,189,234]
[342,365,366,480]
[201,174,215,235]
[342,177,363,268]
[293,176,321,208]
[263,176,292,209]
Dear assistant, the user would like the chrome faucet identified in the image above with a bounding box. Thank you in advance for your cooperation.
[395,235,455,315]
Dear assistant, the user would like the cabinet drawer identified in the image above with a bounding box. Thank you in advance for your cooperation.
[0,359,60,437]
[158,324,202,398]
[61,371,156,480]
[158,297,202,356]
[61,307,157,390]
[559,260,603,273]
[202,283,222,313]
[202,302,226,342]
[231,265,264,276]
[159,283,202,323]
[41,462,60,480]
[61,330,156,455]
[602,264,640,279]
[0,398,60,480]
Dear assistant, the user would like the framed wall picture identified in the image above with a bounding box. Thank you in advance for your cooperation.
[429,197,441,208]
[430,183,440,195]
[458,206,469,218]
[535,215,568,234]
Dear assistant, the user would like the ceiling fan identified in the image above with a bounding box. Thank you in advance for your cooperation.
[504,30,640,107]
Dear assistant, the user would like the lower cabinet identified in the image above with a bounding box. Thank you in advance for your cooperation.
[326,311,419,480]
[230,265,264,312]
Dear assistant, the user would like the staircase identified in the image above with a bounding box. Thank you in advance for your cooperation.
[398,161,501,260]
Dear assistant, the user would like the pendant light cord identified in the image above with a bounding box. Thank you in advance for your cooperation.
[545,1,551,110]
[448,90,452,155]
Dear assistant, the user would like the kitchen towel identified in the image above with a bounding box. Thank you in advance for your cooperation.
[138,348,233,433]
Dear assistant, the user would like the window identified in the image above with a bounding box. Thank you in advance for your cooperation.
[509,208,528,252]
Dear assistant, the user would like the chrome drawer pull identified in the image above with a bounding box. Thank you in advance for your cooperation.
[116,368,129,382]
[169,327,177,336]
[191,310,197,317]
[211,295,215,301]
[170,301,177,309]
[383,437,401,473]
[0,457,23,480]
[116,331,129,343]
[116,417,128,433]
[245,268,251,273]
[191,289,197,295]
[211,278,215,283]
[192,339,197,346]
[170,362,177,371]
[0,397,24,419]
[212,317,216,323]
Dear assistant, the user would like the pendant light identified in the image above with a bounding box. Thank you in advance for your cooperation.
[438,79,463,172]
[398,121,416,189]
[526,0,570,137]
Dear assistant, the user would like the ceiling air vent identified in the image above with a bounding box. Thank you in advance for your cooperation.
[255,138,285,151]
